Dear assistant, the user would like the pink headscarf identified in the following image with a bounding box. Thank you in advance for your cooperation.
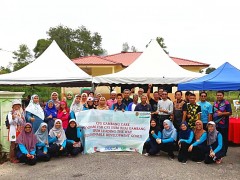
[16,123,38,152]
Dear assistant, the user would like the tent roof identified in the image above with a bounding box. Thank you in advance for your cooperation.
[178,62,240,90]
[93,39,202,85]
[0,41,92,87]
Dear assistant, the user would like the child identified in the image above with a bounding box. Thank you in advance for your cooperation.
[8,99,25,163]
[57,101,70,130]
[44,100,57,131]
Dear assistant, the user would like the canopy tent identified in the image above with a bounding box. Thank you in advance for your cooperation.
[178,62,240,91]
[93,39,202,85]
[0,41,92,87]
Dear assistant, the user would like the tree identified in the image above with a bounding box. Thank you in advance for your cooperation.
[122,42,130,52]
[205,67,216,74]
[33,25,104,59]
[156,37,169,54]
[131,46,137,52]
[0,66,11,74]
[12,44,32,71]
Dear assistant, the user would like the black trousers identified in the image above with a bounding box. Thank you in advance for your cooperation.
[216,127,228,156]
[178,142,190,162]
[190,145,207,162]
[48,144,67,157]
[66,142,83,156]
[36,149,51,162]
[204,150,224,164]
[16,150,37,165]
[158,142,174,157]
[144,140,159,155]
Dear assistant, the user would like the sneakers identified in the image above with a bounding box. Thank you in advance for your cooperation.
[144,153,149,156]
[196,161,202,164]
[182,160,187,165]
[168,155,175,161]
[216,158,222,164]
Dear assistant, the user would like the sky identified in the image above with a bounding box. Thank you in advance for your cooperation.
[1,0,240,69]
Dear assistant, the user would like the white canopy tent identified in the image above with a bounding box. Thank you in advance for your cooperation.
[0,41,92,87]
[93,39,202,85]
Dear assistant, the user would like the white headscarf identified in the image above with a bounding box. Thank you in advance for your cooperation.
[35,122,48,144]
[70,94,83,113]
[49,119,66,145]
[25,94,44,120]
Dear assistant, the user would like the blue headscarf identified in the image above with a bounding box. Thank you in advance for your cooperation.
[179,121,191,140]
[35,122,48,144]
[44,100,57,117]
[162,119,177,141]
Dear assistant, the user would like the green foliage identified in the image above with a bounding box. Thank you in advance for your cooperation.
[0,66,11,74]
[156,37,169,54]
[12,44,32,71]
[206,67,216,74]
[33,25,104,59]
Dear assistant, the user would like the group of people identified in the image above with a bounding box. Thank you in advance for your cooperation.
[7,87,232,165]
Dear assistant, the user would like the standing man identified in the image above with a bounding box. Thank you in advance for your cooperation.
[111,93,128,111]
[128,94,138,111]
[122,89,133,107]
[213,91,232,156]
[137,88,144,103]
[184,91,192,103]
[182,93,201,129]
[106,91,117,108]
[147,84,159,121]
[197,92,212,130]
[158,87,164,100]
[157,90,173,129]
[172,90,185,131]
[134,95,152,112]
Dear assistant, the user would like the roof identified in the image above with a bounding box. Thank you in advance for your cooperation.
[73,52,210,67]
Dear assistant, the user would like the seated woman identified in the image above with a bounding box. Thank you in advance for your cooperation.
[44,100,57,131]
[16,123,38,165]
[66,119,83,156]
[83,97,96,110]
[57,101,70,130]
[144,119,161,156]
[157,119,177,160]
[48,119,67,157]
[204,121,224,164]
[177,122,194,164]
[188,120,207,163]
[35,122,51,162]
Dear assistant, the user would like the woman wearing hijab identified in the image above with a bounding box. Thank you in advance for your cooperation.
[70,94,83,119]
[157,119,177,160]
[25,94,45,133]
[144,119,161,156]
[57,101,70,130]
[66,91,74,108]
[188,120,207,163]
[66,119,83,156]
[80,93,88,105]
[51,92,60,110]
[44,100,57,131]
[48,119,67,157]
[35,122,51,161]
[204,121,224,164]
[83,97,96,110]
[96,97,109,110]
[177,122,194,164]
[16,123,38,165]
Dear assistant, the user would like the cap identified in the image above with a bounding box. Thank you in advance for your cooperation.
[87,97,94,101]
[111,91,117,94]
[207,121,215,125]
[12,99,21,106]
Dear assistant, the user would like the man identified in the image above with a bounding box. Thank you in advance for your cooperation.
[122,89,133,107]
[128,94,138,111]
[197,92,212,130]
[137,88,144,103]
[172,90,185,131]
[158,87,164,100]
[147,84,159,120]
[157,90,173,129]
[182,93,201,129]
[213,91,232,156]
[111,93,128,111]
[184,91,192,103]
[134,95,152,112]
[106,91,117,108]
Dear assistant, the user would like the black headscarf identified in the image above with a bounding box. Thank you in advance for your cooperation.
[65,119,80,142]
[149,119,161,140]
[179,121,191,140]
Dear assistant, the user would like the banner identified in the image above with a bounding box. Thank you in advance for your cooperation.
[76,110,150,154]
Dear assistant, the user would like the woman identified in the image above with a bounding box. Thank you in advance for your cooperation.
[16,123,38,165]
[80,93,88,105]
[70,94,83,119]
[144,119,161,156]
[65,119,83,156]
[66,91,74,108]
[188,120,207,163]
[35,122,51,161]
[57,101,70,130]
[25,94,45,133]
[51,92,60,110]
[93,98,99,108]
[44,100,57,131]
[48,119,67,157]
[204,121,224,164]
[157,119,177,160]
[83,97,96,110]
[8,99,25,163]
[96,97,109,110]
[177,122,194,164]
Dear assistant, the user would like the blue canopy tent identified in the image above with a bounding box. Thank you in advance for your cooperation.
[178,62,240,91]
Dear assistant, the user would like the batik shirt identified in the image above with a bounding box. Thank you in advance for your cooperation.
[183,103,201,129]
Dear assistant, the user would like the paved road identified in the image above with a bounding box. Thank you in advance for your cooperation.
[0,146,239,180]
